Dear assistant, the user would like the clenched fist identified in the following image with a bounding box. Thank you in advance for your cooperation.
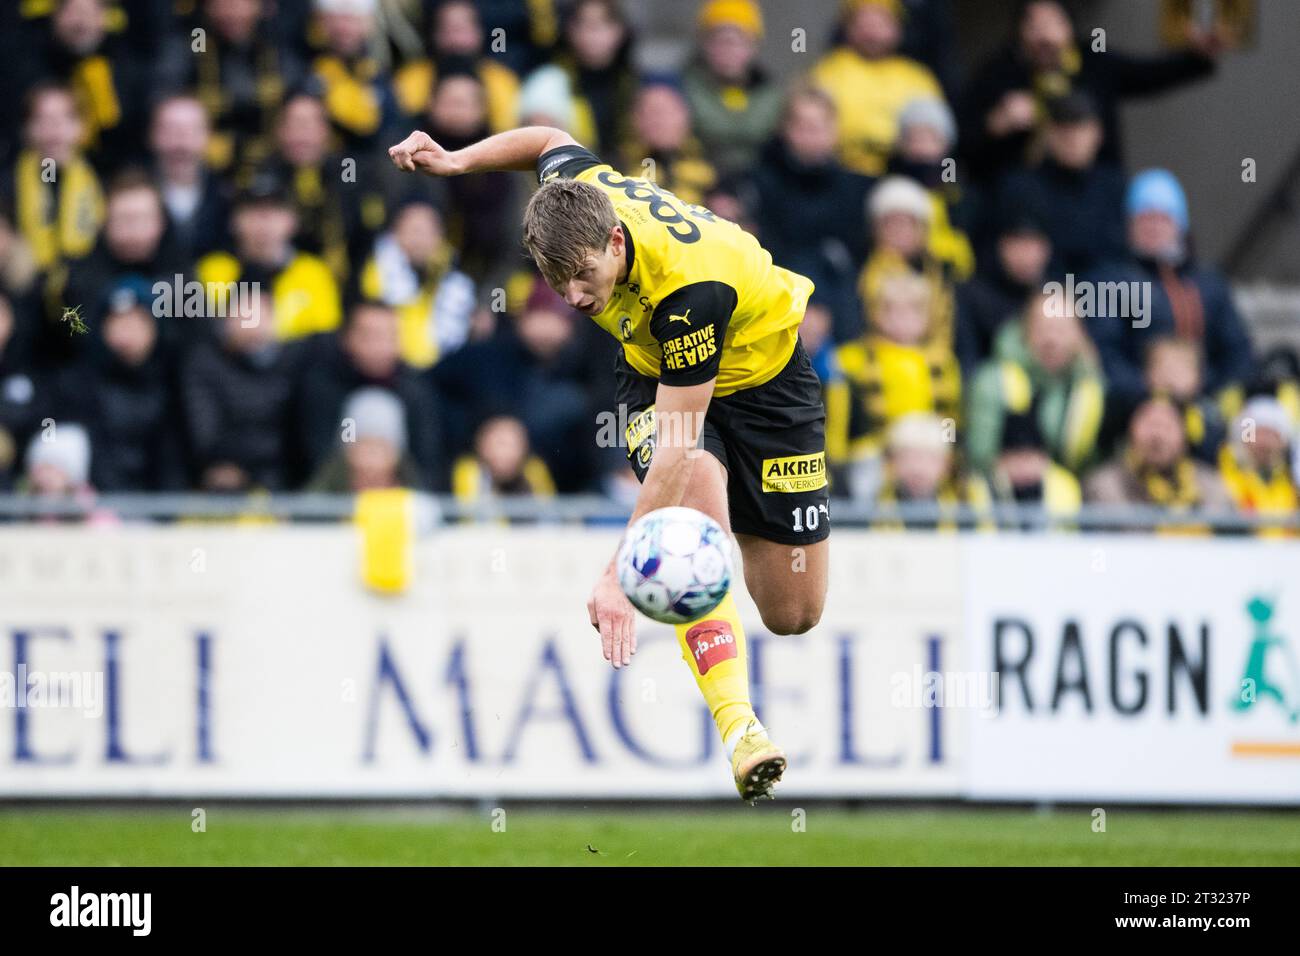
[388,130,462,176]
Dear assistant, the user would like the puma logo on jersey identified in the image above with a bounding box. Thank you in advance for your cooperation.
[668,309,692,325]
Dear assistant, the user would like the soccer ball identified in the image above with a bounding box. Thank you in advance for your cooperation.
[616,507,733,624]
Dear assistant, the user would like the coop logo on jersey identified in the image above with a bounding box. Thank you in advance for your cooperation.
[761,453,828,493]
[661,325,717,370]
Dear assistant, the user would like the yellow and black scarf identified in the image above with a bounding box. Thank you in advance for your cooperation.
[14,149,103,270]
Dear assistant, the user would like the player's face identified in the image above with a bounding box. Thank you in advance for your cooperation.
[556,228,624,316]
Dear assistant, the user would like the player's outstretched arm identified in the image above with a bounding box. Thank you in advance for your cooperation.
[387,126,578,176]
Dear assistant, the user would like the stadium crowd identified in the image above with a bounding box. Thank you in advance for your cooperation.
[0,0,1296,529]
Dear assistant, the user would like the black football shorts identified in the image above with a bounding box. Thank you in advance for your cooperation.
[614,339,830,545]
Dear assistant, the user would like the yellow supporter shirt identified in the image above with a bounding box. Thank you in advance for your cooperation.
[810,48,943,177]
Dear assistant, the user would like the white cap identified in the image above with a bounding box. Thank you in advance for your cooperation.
[898,96,957,147]
[26,423,92,487]
[869,175,932,223]
[519,65,575,130]
[315,0,376,14]
[344,388,408,452]
[887,413,951,454]
[1238,397,1293,445]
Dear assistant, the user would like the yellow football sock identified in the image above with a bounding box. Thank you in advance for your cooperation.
[674,591,757,751]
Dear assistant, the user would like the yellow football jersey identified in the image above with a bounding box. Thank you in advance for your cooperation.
[538,146,813,396]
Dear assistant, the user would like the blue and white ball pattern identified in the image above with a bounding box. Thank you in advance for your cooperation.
[616,507,733,624]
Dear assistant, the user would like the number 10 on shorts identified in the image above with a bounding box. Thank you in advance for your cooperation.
[791,503,829,532]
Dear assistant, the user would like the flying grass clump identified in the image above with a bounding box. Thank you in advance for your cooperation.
[61,304,89,335]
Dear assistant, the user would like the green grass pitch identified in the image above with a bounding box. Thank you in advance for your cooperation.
[1,806,1297,866]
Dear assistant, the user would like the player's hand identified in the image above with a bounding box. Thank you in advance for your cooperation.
[587,568,637,669]
[388,130,460,176]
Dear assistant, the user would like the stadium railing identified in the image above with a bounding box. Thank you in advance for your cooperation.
[0,493,1295,533]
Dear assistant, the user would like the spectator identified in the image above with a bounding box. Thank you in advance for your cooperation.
[33,0,146,173]
[356,197,476,369]
[50,170,182,365]
[961,0,1219,183]
[553,0,637,156]
[868,412,987,529]
[452,414,557,503]
[306,386,425,492]
[309,0,403,152]
[750,85,872,342]
[1247,346,1300,427]
[517,63,582,133]
[1218,397,1297,533]
[433,277,613,491]
[859,176,956,347]
[810,0,944,177]
[295,300,444,487]
[195,170,343,341]
[0,293,47,492]
[1142,336,1224,464]
[965,290,1105,476]
[20,421,96,505]
[620,78,716,206]
[827,271,961,477]
[181,290,302,491]
[1084,396,1232,517]
[474,0,560,76]
[393,0,521,134]
[261,91,393,283]
[148,94,233,264]
[955,200,1051,375]
[895,0,960,101]
[888,95,974,280]
[0,204,42,334]
[983,409,1082,524]
[5,84,104,271]
[421,68,517,283]
[51,276,187,491]
[700,176,755,233]
[799,298,839,388]
[159,0,306,173]
[1084,169,1253,419]
[992,91,1126,278]
[682,0,784,178]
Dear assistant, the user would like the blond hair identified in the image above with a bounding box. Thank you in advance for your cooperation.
[522,179,618,289]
